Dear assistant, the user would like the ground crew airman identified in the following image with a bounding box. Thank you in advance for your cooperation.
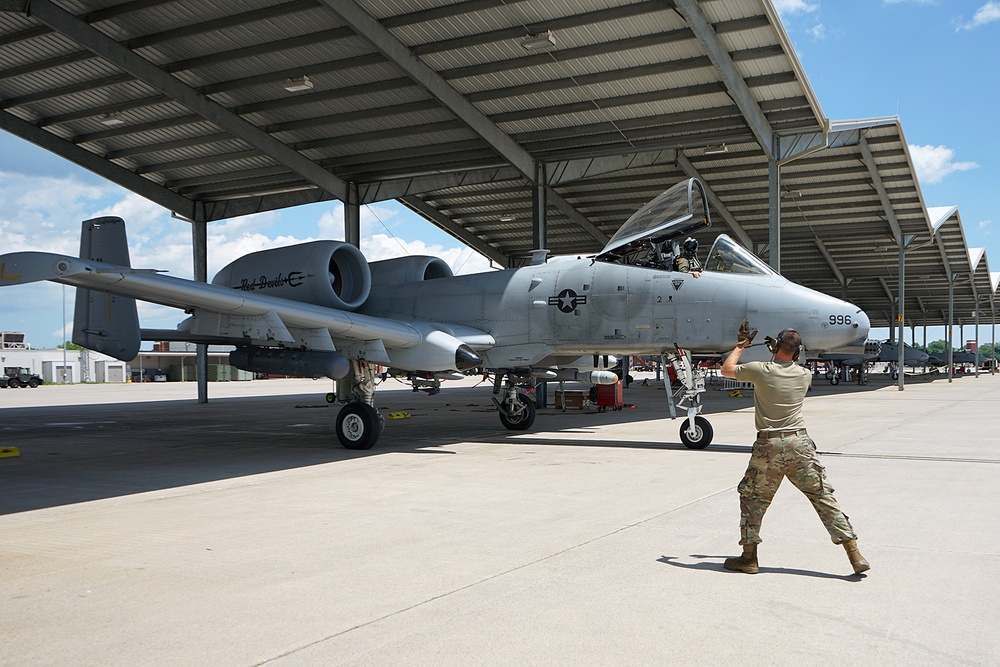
[720,322,870,576]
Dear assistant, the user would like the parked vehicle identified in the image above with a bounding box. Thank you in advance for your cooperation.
[1,366,43,388]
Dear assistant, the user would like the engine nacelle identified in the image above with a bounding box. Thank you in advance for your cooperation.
[368,255,453,289]
[212,241,371,311]
[229,347,351,380]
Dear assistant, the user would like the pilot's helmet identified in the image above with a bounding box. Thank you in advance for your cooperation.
[683,237,698,254]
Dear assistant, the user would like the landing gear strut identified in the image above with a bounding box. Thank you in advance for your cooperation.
[491,372,536,431]
[333,360,384,450]
[663,348,713,449]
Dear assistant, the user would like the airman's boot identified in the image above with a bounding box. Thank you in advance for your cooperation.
[724,544,759,574]
[843,540,870,574]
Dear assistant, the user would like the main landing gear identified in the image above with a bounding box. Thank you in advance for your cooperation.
[663,347,713,449]
[330,360,385,450]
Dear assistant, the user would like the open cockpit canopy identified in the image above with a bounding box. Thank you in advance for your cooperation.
[597,178,710,264]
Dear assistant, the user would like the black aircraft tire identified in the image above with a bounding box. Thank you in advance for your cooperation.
[830,375,840,385]
[499,394,536,431]
[326,392,335,403]
[336,402,380,450]
[680,416,713,449]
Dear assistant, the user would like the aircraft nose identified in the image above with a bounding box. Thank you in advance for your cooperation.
[853,307,871,337]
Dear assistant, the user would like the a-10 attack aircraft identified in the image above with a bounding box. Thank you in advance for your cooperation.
[817,339,929,384]
[0,178,869,450]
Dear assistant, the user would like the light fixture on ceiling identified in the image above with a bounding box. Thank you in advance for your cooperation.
[499,214,516,222]
[703,143,728,155]
[520,30,556,50]
[283,75,314,92]
[99,112,125,126]
[783,190,802,199]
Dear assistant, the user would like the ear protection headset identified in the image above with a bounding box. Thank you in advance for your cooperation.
[765,328,801,361]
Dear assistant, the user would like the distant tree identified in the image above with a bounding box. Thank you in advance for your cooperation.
[926,339,949,355]
[979,343,999,359]
[56,341,84,350]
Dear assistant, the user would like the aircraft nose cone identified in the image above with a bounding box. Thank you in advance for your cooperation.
[852,307,871,337]
[455,344,483,372]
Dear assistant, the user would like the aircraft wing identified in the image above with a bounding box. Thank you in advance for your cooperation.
[0,251,492,372]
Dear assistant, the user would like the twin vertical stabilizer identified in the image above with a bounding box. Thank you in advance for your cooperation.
[72,217,141,361]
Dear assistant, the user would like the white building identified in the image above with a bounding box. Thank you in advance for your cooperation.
[1,347,126,384]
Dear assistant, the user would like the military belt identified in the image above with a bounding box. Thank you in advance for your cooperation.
[756,428,807,438]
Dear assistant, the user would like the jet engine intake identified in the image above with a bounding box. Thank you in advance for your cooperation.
[368,255,454,288]
[229,346,351,379]
[212,241,371,311]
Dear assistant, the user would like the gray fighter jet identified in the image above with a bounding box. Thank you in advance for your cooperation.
[817,339,929,384]
[0,179,869,450]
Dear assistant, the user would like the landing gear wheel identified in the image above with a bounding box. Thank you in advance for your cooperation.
[325,392,335,403]
[891,370,899,380]
[680,415,713,449]
[336,402,380,450]
[829,375,840,386]
[499,393,536,431]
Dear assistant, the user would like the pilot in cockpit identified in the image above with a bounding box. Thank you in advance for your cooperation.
[674,237,702,276]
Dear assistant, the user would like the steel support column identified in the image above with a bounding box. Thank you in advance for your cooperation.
[532,163,547,251]
[192,219,208,404]
[345,182,361,248]
[767,155,780,272]
[948,274,957,383]
[897,235,915,390]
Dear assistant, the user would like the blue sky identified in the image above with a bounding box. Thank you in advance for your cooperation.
[1,0,998,350]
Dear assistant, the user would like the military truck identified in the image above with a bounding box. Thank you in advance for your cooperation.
[1,367,43,388]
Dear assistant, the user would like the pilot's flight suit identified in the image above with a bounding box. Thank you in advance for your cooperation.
[733,360,857,546]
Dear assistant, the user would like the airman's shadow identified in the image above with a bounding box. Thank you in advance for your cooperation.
[657,555,865,581]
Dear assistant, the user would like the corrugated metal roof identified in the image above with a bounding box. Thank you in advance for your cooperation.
[0,0,992,327]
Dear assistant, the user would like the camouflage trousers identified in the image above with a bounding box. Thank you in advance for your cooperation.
[737,429,857,546]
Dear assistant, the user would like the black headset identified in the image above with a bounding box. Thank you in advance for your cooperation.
[766,328,801,361]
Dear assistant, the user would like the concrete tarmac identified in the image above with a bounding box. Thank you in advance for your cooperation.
[1,371,998,666]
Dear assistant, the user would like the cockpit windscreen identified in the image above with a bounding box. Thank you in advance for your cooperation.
[703,235,777,276]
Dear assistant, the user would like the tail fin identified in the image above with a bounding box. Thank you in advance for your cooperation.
[72,217,141,361]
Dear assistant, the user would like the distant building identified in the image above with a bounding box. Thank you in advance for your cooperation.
[0,347,125,383]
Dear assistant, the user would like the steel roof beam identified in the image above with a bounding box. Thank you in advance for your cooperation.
[318,0,535,181]
[0,107,194,217]
[4,0,349,204]
[356,167,523,204]
[676,152,754,249]
[673,0,775,161]
[548,190,609,245]
[859,132,905,244]
[813,238,846,287]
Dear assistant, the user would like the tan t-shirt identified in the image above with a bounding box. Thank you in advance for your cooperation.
[734,360,811,431]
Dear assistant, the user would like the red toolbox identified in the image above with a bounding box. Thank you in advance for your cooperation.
[595,381,623,411]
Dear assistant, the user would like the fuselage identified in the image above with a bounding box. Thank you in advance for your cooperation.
[361,257,870,368]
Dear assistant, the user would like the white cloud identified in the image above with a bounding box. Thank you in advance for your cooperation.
[908,144,979,184]
[361,233,492,275]
[959,1,1000,29]
[773,0,819,15]
[979,219,992,234]
[317,202,399,240]
[807,23,826,39]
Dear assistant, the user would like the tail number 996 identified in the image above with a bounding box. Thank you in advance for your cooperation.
[829,314,852,326]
